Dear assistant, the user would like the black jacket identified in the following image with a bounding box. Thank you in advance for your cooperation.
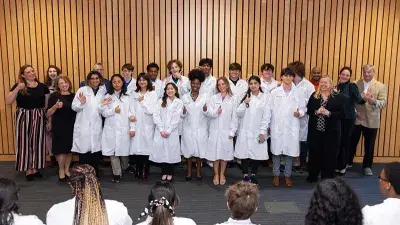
[337,81,365,120]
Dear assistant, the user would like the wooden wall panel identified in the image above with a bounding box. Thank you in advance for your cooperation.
[1,0,400,162]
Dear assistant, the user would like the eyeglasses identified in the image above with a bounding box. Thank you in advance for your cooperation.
[377,175,390,183]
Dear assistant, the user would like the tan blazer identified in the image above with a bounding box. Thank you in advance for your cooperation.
[354,79,387,128]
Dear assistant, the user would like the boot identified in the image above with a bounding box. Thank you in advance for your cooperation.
[141,164,149,181]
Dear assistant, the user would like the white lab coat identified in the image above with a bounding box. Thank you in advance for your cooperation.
[10,213,44,225]
[46,197,132,225]
[125,78,137,95]
[152,79,164,99]
[295,79,315,141]
[163,75,190,97]
[260,77,279,93]
[71,85,107,154]
[216,218,258,225]
[228,78,248,101]
[199,75,217,97]
[137,216,196,225]
[150,97,184,163]
[204,93,239,161]
[268,84,306,157]
[235,92,270,160]
[180,92,209,158]
[362,198,400,225]
[129,90,158,156]
[99,93,132,156]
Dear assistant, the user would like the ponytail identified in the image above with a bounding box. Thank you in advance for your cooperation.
[150,205,174,225]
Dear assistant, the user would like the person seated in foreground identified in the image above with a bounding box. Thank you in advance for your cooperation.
[0,178,44,225]
[305,178,363,225]
[46,164,132,225]
[216,181,260,225]
[136,181,196,225]
[362,162,400,225]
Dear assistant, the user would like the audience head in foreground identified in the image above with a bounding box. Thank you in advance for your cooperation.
[305,178,363,225]
[137,181,196,225]
[216,181,259,225]
[362,162,400,225]
[0,178,44,225]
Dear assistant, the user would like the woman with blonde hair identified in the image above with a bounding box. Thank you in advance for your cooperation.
[5,65,50,181]
[46,164,132,225]
[46,75,76,182]
[204,77,239,185]
[306,75,344,183]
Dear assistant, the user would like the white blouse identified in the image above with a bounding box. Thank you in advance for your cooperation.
[46,197,132,225]
[10,213,44,225]
[362,198,400,225]
[137,216,196,225]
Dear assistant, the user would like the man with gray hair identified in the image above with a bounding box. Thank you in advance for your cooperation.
[348,64,387,176]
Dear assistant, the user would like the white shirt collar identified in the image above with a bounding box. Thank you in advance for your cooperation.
[227,217,254,224]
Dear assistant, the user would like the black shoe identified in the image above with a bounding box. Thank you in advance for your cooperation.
[112,175,121,183]
[58,177,67,182]
[250,175,258,185]
[185,175,192,181]
[26,174,35,181]
[33,172,43,179]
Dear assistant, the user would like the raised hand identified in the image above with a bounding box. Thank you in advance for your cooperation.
[259,134,265,143]
[183,106,187,114]
[202,103,207,112]
[244,96,251,104]
[293,108,300,117]
[129,115,137,122]
[115,106,121,113]
[56,99,63,109]
[17,79,25,91]
[78,92,87,104]
[101,97,112,105]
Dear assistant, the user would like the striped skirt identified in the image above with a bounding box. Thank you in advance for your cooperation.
[15,108,46,171]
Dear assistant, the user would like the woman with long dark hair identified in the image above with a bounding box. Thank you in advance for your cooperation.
[46,164,132,225]
[335,67,365,175]
[129,73,158,180]
[5,65,50,181]
[305,178,363,225]
[100,74,132,183]
[235,76,270,185]
[137,181,196,225]
[181,69,208,181]
[151,83,184,182]
[46,75,76,182]
[0,178,44,225]
[71,71,107,176]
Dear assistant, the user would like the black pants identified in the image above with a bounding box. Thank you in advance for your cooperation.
[337,118,355,170]
[241,159,261,174]
[299,141,308,165]
[130,155,149,167]
[161,163,174,175]
[308,131,339,180]
[78,151,102,176]
[267,138,272,160]
[349,125,378,168]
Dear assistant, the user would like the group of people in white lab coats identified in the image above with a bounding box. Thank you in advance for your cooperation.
[68,58,323,186]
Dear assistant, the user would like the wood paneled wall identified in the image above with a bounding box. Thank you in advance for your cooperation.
[1,0,400,161]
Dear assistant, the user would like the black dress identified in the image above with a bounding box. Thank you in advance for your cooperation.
[306,92,344,181]
[47,93,76,155]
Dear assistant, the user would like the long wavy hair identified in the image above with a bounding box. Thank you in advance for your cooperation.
[216,77,233,96]
[305,178,363,225]
[0,178,19,225]
[161,83,179,108]
[18,64,38,95]
[313,75,339,99]
[45,65,62,87]
[69,164,109,225]
[135,73,153,92]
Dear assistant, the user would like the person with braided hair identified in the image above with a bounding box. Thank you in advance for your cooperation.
[46,164,132,225]
[137,181,196,225]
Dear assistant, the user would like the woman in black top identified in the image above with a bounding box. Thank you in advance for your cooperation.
[5,65,49,181]
[47,75,76,182]
[306,76,344,183]
[335,67,365,175]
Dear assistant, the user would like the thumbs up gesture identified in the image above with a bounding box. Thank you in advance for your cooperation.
[56,99,63,109]
[183,106,187,114]
[202,103,207,112]
[17,79,26,91]
[293,108,300,117]
[217,105,222,115]
[115,106,121,113]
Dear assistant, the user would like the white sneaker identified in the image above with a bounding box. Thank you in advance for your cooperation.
[346,164,353,168]
[364,167,373,176]
[339,168,346,173]
[207,161,213,168]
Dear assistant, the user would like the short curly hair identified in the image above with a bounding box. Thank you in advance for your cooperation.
[305,178,363,225]
[188,69,206,83]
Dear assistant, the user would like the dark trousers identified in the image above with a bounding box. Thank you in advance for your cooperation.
[349,125,378,168]
[267,138,272,160]
[241,159,261,174]
[299,141,308,165]
[130,155,149,167]
[308,131,339,180]
[161,163,174,175]
[78,151,102,176]
[337,118,355,170]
